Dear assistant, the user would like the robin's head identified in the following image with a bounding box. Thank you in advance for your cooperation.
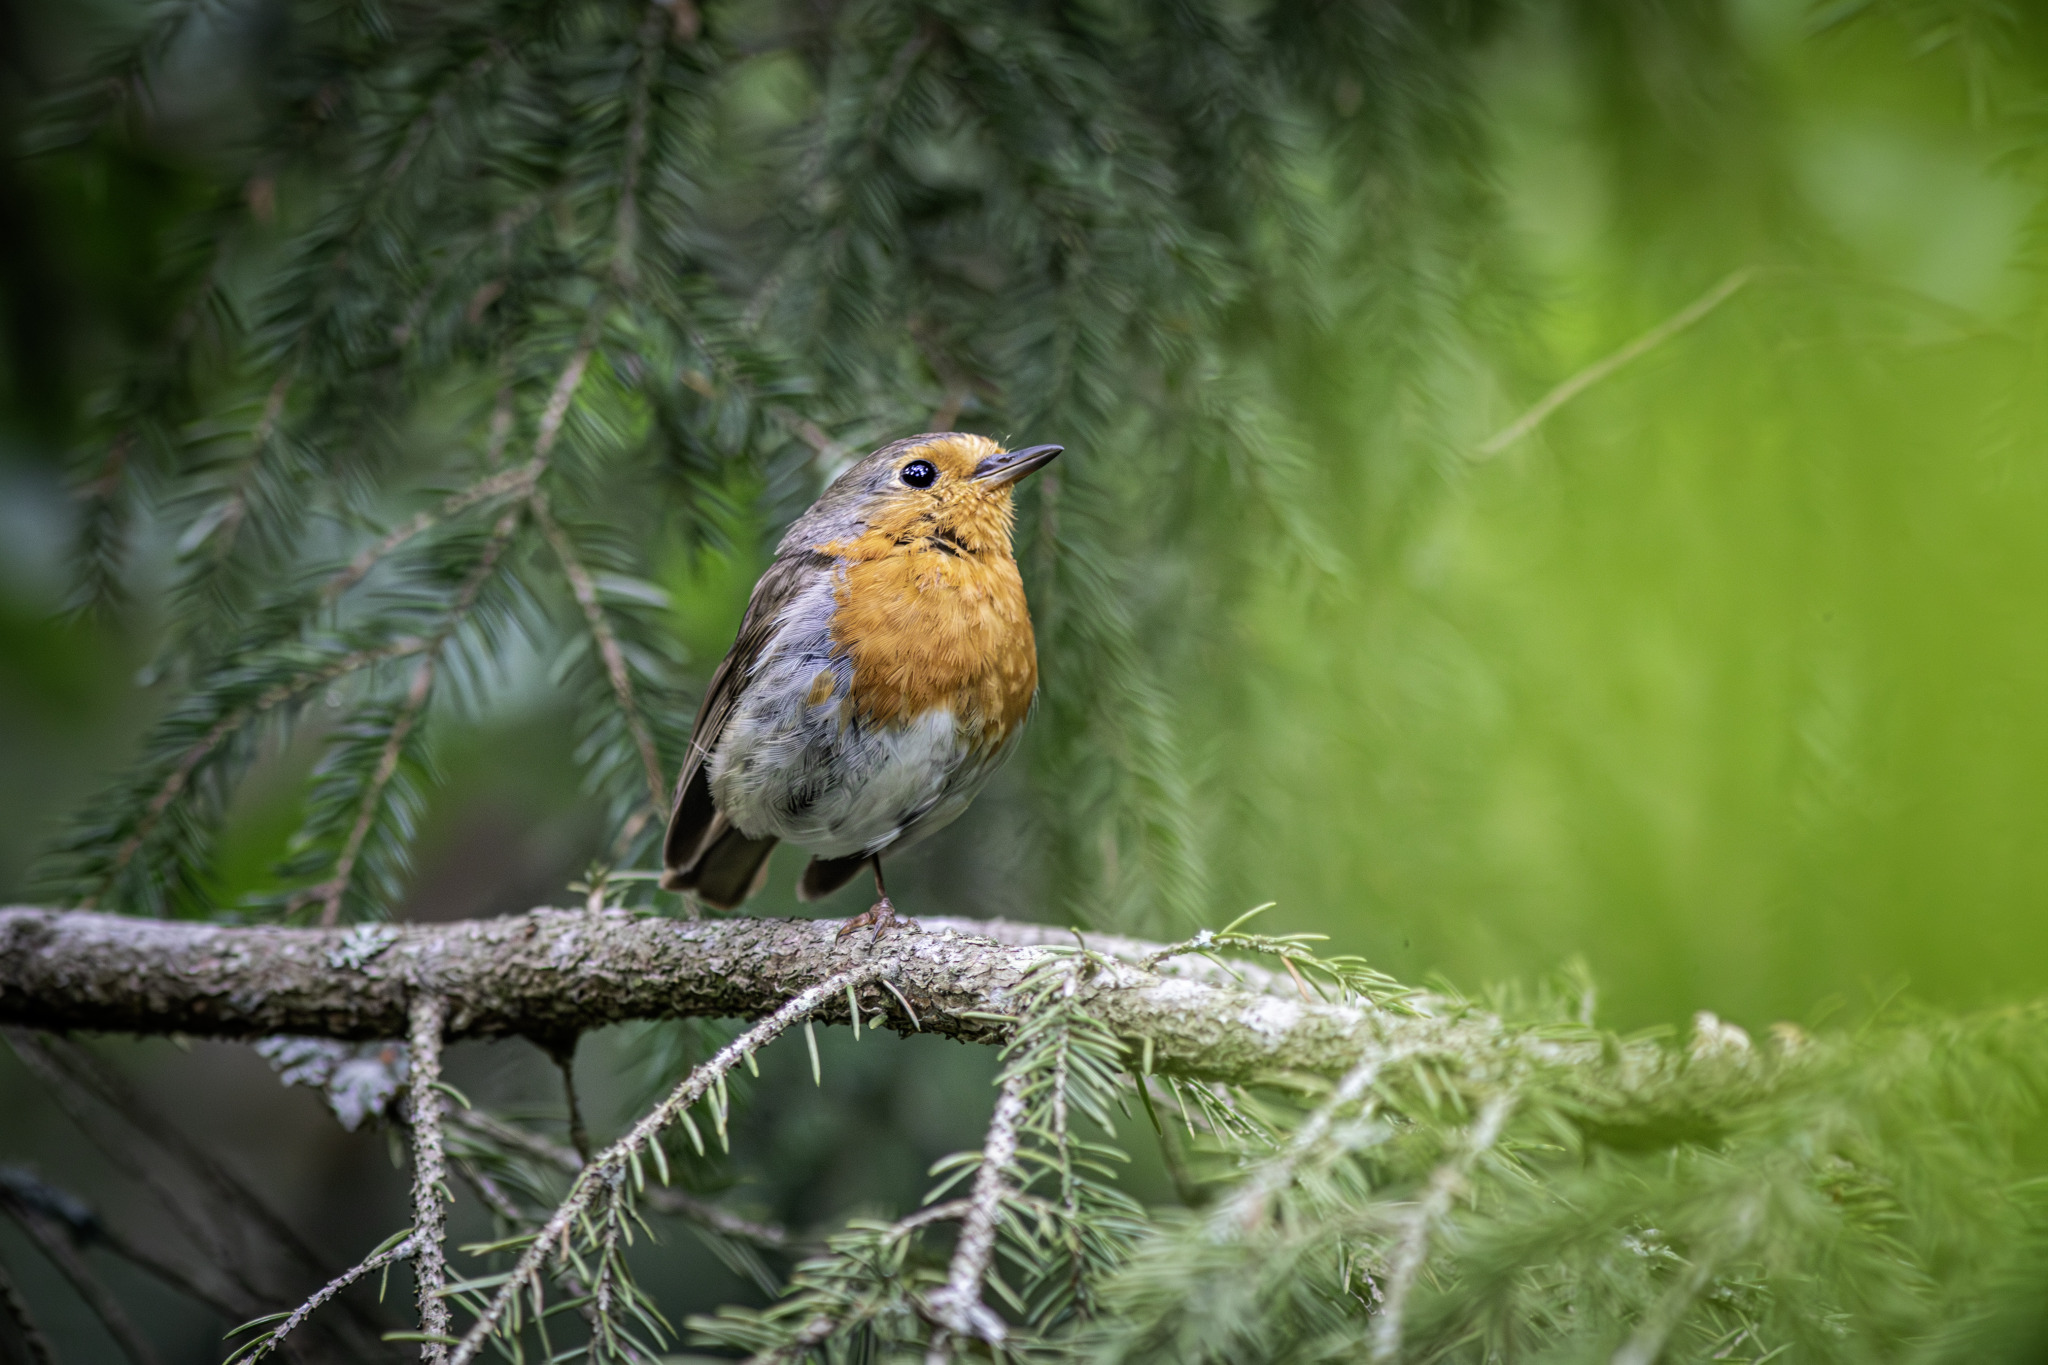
[803,433,1063,559]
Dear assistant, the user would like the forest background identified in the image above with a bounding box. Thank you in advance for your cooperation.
[6,0,2048,1359]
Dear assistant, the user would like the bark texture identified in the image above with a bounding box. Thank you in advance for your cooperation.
[0,907,1737,1105]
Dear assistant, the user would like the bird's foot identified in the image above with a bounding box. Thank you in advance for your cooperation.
[837,897,918,945]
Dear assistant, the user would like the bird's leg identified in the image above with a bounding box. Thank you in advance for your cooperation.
[837,855,917,943]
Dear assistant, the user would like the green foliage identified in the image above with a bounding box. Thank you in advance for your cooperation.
[18,0,2048,1361]
[24,0,1493,932]
[257,927,2048,1364]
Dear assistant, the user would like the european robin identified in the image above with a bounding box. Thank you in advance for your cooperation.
[660,432,1062,938]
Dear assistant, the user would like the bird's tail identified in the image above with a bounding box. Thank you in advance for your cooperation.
[665,822,777,909]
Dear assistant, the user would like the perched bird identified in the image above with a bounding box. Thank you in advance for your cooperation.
[661,432,1062,938]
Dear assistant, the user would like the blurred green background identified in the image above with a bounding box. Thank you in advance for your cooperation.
[8,0,2048,1354]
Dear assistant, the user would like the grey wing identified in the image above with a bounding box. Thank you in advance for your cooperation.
[660,551,832,895]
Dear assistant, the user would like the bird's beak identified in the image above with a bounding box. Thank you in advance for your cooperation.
[971,444,1063,486]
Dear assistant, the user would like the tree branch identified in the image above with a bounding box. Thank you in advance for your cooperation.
[0,907,1757,1109]
[405,996,452,1363]
[4,1196,163,1365]
[925,1074,1026,1359]
[448,1108,790,1249]
[530,490,668,810]
[445,963,887,1365]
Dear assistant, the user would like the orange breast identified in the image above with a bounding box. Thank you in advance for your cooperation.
[820,540,1037,748]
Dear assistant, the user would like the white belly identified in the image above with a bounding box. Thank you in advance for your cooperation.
[703,567,1016,859]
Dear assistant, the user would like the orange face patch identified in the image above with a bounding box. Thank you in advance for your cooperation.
[816,435,1039,745]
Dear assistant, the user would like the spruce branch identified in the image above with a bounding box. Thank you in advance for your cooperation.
[0,905,1767,1151]
[926,1074,1028,1360]
[447,1108,791,1250]
[610,0,671,287]
[0,908,1542,1089]
[0,1167,253,1325]
[444,961,890,1365]
[1367,1090,1516,1364]
[320,462,541,604]
[531,490,668,810]
[306,504,524,925]
[312,656,436,927]
[1218,1043,1421,1235]
[82,636,429,909]
[3,1194,164,1365]
[406,995,454,1364]
[227,1234,418,1365]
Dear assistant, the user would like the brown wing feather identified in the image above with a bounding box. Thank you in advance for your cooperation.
[661,550,832,891]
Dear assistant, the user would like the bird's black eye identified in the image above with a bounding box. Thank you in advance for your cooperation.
[899,459,939,489]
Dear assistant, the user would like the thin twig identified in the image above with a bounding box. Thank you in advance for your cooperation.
[550,1043,593,1165]
[457,1139,659,1364]
[232,1235,418,1364]
[534,336,596,464]
[447,1109,790,1248]
[406,996,453,1363]
[446,963,891,1365]
[1219,1043,1419,1233]
[925,1074,1026,1361]
[454,1161,526,1224]
[4,1200,163,1365]
[1474,268,1754,458]
[1368,1091,1517,1365]
[3,1032,342,1314]
[200,372,295,562]
[530,490,667,809]
[320,462,541,603]
[315,504,523,925]
[1610,1252,1721,1365]
[0,1165,251,1323]
[317,656,436,926]
[741,1204,974,1365]
[611,0,670,286]
[0,1254,59,1365]
[90,638,429,904]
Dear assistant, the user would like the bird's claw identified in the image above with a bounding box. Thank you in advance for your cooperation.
[837,897,918,945]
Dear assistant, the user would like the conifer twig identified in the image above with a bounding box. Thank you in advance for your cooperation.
[316,656,436,926]
[445,962,891,1365]
[531,490,668,809]
[4,1198,163,1365]
[535,337,596,465]
[320,461,542,603]
[925,1074,1027,1360]
[448,1108,792,1249]
[314,504,523,925]
[90,637,430,905]
[406,995,453,1364]
[1220,1043,1419,1232]
[1367,1090,1516,1365]
[195,372,294,562]
[1475,268,1754,457]
[230,1234,419,1364]
[610,0,670,286]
